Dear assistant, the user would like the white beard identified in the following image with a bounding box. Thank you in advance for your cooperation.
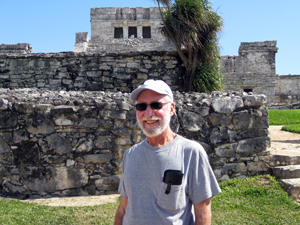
[137,114,171,138]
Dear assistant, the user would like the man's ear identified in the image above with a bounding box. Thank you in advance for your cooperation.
[170,102,175,116]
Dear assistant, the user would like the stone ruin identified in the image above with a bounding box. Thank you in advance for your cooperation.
[74,7,176,53]
[0,88,270,198]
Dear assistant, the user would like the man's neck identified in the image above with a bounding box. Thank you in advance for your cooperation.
[146,128,176,147]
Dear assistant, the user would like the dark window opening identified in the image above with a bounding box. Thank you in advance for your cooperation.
[244,89,253,93]
[143,27,151,38]
[129,27,137,38]
[114,27,123,38]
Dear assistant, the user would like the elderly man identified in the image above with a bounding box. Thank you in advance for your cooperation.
[115,80,221,225]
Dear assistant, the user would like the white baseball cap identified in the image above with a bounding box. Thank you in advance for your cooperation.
[130,79,173,102]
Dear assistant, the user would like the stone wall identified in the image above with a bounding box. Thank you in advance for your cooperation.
[222,41,278,104]
[0,89,270,198]
[0,51,183,92]
[275,75,300,104]
[0,43,33,55]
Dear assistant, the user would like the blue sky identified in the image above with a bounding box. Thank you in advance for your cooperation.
[0,0,299,75]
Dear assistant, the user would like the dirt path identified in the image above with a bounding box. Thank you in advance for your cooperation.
[268,125,300,156]
[18,126,300,207]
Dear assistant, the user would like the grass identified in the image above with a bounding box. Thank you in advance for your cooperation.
[0,198,119,225]
[268,109,300,133]
[1,175,299,224]
[212,175,300,225]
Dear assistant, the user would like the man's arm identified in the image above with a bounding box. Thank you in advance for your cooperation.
[194,198,212,225]
[114,196,128,225]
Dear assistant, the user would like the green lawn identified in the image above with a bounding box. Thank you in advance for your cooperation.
[268,109,300,133]
[1,175,299,225]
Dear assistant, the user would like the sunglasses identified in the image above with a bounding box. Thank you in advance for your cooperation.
[135,102,171,111]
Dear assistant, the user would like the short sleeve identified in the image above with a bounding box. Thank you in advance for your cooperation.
[187,147,221,205]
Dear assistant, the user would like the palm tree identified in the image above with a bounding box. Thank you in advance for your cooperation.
[153,0,223,92]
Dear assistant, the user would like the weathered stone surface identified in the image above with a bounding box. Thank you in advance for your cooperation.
[0,98,8,110]
[0,89,270,197]
[178,109,207,132]
[232,107,269,130]
[13,129,29,143]
[77,154,113,164]
[0,135,10,154]
[21,167,88,193]
[79,118,98,128]
[0,111,18,129]
[211,97,244,116]
[95,174,120,191]
[237,137,270,157]
[26,112,55,135]
[55,118,73,126]
[46,134,72,155]
[13,141,40,166]
[73,139,94,152]
[243,94,267,107]
[14,102,34,114]
[215,143,237,158]
[208,113,231,127]
[94,135,116,149]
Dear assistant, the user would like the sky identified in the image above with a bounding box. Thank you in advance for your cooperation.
[0,0,299,75]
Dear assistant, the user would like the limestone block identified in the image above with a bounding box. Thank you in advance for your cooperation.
[243,94,267,107]
[77,153,113,164]
[208,113,231,127]
[232,107,269,130]
[21,167,88,193]
[46,134,72,155]
[95,135,116,149]
[55,118,73,126]
[66,159,76,167]
[13,102,34,114]
[95,174,120,191]
[112,128,130,138]
[221,163,247,175]
[79,118,98,128]
[0,98,8,110]
[215,143,237,158]
[107,111,126,120]
[73,139,94,153]
[51,106,78,115]
[247,161,270,175]
[209,127,230,145]
[13,141,40,167]
[3,181,27,194]
[211,97,244,116]
[13,129,29,143]
[237,137,270,157]
[0,111,18,129]
[178,109,207,132]
[43,155,67,164]
[0,135,10,154]
[26,114,55,135]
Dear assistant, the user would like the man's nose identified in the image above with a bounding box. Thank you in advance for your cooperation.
[144,105,155,117]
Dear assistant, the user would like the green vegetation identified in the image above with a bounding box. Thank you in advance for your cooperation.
[154,0,223,92]
[212,175,300,224]
[0,198,118,225]
[268,109,300,133]
[1,175,299,224]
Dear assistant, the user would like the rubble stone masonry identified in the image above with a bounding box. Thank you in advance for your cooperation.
[0,89,270,197]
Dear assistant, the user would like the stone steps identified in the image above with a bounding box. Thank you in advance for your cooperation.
[261,151,300,202]
[280,178,300,202]
[273,165,300,179]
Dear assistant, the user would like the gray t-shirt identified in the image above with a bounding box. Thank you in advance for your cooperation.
[118,135,221,225]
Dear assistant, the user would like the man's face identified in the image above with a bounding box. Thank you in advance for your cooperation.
[135,89,175,137]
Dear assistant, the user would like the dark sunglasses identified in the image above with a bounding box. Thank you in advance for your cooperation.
[135,102,171,111]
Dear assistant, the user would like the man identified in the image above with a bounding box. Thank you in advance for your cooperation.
[115,80,221,225]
